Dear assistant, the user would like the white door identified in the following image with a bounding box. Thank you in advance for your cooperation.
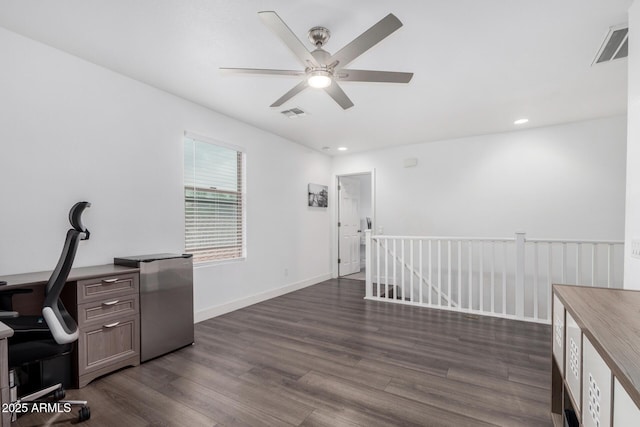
[339,177,361,275]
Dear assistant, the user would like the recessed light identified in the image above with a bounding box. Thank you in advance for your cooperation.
[514,118,529,125]
[337,147,348,151]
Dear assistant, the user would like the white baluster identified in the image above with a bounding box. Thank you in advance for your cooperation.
[365,230,372,298]
[591,244,597,287]
[562,242,567,283]
[468,241,473,310]
[458,240,462,310]
[515,232,526,319]
[479,241,484,313]
[428,240,432,306]
[491,241,495,314]
[448,240,452,309]
[576,242,582,284]
[410,240,414,303]
[534,242,539,320]
[419,240,423,304]
[502,242,507,315]
[384,239,389,299]
[607,244,613,288]
[376,238,381,298]
[437,240,442,307]
[393,239,397,299]
[401,239,405,301]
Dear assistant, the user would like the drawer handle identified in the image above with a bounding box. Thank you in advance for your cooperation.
[102,300,119,306]
[102,278,119,284]
[103,322,120,328]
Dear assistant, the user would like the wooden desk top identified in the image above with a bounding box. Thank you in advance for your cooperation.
[0,264,139,288]
[553,284,640,408]
[0,322,13,339]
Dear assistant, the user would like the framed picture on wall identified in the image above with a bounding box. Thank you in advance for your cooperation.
[308,183,328,208]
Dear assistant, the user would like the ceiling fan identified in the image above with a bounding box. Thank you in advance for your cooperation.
[221,11,414,110]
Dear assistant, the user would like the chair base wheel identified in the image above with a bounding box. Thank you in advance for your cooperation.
[78,405,90,422]
[53,388,65,400]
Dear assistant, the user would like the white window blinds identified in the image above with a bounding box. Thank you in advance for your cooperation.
[184,135,245,263]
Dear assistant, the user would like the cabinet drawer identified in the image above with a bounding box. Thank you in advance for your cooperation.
[552,294,565,373]
[565,311,582,411]
[77,273,138,303]
[613,378,640,426]
[583,336,612,427]
[77,294,139,328]
[78,315,140,376]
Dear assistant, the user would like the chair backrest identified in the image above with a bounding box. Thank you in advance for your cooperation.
[42,202,91,344]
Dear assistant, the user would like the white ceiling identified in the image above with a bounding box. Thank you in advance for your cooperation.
[0,0,631,154]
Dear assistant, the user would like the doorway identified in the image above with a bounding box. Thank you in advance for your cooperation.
[338,172,373,280]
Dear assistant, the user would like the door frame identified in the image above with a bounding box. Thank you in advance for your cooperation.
[334,169,376,278]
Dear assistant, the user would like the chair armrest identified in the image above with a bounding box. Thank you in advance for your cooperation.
[0,311,18,318]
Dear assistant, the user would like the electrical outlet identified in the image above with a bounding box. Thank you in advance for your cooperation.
[632,239,640,259]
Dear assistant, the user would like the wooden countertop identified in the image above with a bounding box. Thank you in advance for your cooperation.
[0,322,13,339]
[0,264,139,288]
[553,284,640,408]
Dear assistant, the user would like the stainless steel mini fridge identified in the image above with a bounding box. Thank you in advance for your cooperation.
[114,253,194,362]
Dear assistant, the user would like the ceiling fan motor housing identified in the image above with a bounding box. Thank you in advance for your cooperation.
[308,26,331,47]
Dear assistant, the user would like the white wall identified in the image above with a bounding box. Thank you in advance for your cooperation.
[0,27,332,320]
[333,116,627,242]
[625,0,640,289]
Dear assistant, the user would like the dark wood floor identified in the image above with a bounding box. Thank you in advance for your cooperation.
[15,278,552,426]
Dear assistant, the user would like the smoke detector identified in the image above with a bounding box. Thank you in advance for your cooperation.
[593,24,628,65]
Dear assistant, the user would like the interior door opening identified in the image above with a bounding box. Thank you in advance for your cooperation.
[338,172,373,280]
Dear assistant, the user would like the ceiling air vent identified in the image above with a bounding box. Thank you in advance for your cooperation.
[280,107,307,118]
[593,24,628,65]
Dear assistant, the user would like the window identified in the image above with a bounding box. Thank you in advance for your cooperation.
[184,133,245,263]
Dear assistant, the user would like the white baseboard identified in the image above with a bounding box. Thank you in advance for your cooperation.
[194,272,332,323]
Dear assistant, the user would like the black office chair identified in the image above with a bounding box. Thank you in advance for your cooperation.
[0,202,91,422]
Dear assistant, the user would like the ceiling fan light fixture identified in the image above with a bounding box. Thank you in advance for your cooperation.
[307,70,332,89]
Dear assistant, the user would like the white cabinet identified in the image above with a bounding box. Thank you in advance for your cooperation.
[552,286,640,427]
[553,294,565,374]
[613,378,640,426]
[565,311,582,410]
[582,336,612,427]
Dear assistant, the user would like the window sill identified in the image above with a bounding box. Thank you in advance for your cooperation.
[193,257,246,269]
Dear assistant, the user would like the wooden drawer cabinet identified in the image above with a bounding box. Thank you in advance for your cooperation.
[77,293,138,327]
[77,274,138,303]
[63,271,140,387]
[77,316,139,379]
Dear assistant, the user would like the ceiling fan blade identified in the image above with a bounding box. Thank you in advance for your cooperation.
[220,67,305,77]
[337,69,413,83]
[324,82,354,110]
[258,11,318,68]
[270,80,308,107]
[329,14,403,70]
